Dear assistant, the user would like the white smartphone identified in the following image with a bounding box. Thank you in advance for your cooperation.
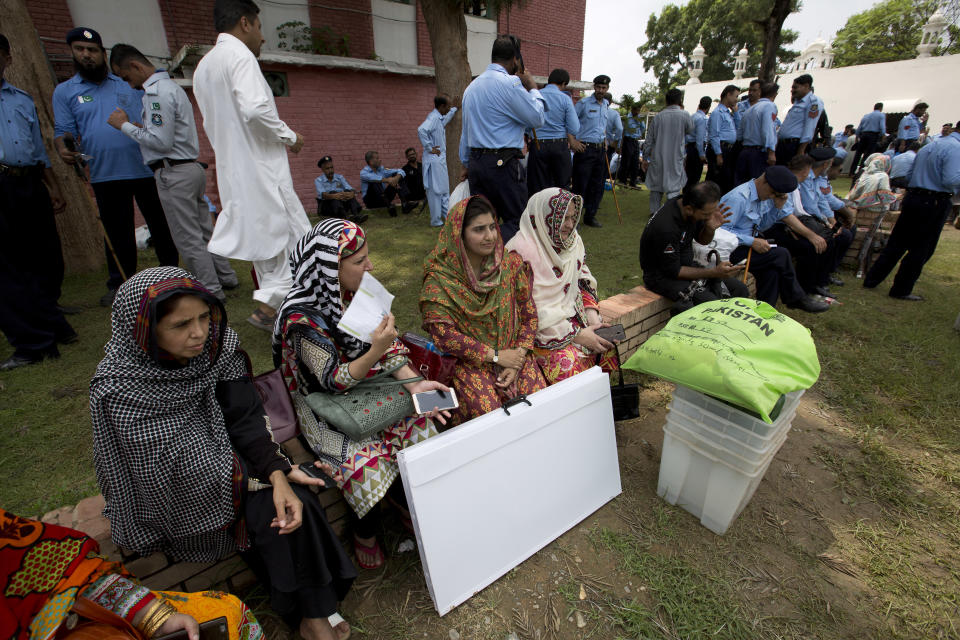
[412,388,459,414]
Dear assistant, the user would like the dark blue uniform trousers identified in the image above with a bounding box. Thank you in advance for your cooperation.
[468,151,527,243]
[571,146,606,222]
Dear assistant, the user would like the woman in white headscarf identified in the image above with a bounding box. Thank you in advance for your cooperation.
[505,188,619,384]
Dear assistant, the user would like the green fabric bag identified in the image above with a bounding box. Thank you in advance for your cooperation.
[305,370,423,442]
[623,298,820,422]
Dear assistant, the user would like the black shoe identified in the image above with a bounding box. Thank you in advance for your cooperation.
[57,304,83,315]
[583,218,602,228]
[56,331,79,345]
[829,275,844,286]
[388,205,399,218]
[0,349,59,371]
[814,286,837,298]
[401,202,417,214]
[789,295,830,313]
[351,213,369,224]
[221,280,240,291]
[99,288,118,307]
[890,293,924,301]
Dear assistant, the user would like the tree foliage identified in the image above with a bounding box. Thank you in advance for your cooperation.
[832,0,960,67]
[638,0,800,91]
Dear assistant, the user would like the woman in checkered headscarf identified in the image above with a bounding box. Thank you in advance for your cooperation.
[90,266,355,639]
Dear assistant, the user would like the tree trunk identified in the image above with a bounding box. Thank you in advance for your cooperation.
[420,0,472,192]
[757,0,793,82]
[0,0,103,273]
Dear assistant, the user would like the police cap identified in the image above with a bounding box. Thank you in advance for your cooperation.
[808,147,836,162]
[764,166,798,193]
[593,75,610,85]
[66,27,103,48]
[833,146,848,161]
[318,156,333,167]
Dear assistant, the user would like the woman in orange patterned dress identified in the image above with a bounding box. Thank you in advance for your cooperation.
[420,195,547,425]
[504,188,619,383]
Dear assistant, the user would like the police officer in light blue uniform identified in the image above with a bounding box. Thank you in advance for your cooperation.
[896,102,927,152]
[866,122,960,299]
[851,102,886,175]
[460,34,545,242]
[572,74,611,227]
[527,68,580,196]
[707,85,740,194]
[314,155,367,223]
[721,165,829,312]
[775,74,820,165]
[735,81,779,185]
[0,32,77,371]
[684,96,710,189]
[619,104,644,187]
[52,27,178,306]
[604,92,623,168]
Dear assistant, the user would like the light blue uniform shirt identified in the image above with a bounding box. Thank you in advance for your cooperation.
[605,109,623,145]
[119,70,199,165]
[778,92,820,143]
[720,179,789,246]
[0,81,50,167]
[797,172,831,222]
[574,94,609,144]
[741,98,778,151]
[816,174,845,211]
[889,150,916,180]
[833,132,848,148]
[708,104,737,154]
[314,172,355,198]
[898,113,921,141]
[52,73,152,183]
[360,165,404,197]
[907,132,960,193]
[459,63,545,166]
[858,110,886,135]
[533,84,579,140]
[624,115,645,139]
[734,98,753,140]
[685,110,708,155]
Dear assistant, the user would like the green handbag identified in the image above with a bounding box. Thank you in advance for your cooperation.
[304,369,423,442]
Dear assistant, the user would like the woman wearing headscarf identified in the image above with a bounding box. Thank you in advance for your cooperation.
[420,195,547,423]
[91,267,355,640]
[0,508,262,640]
[272,219,448,571]
[846,153,900,279]
[504,188,618,384]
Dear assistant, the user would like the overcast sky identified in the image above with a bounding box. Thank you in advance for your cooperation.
[582,0,880,99]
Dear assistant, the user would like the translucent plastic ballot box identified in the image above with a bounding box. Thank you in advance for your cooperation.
[397,367,622,616]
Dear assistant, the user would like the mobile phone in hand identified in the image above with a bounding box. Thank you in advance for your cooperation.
[299,462,337,488]
[412,389,459,414]
[155,617,229,640]
[595,324,626,342]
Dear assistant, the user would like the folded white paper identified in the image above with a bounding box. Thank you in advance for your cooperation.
[336,272,394,341]
[398,367,621,615]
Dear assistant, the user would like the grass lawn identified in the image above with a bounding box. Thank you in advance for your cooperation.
[2,181,958,638]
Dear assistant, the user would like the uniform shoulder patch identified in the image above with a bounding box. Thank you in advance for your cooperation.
[151,113,163,126]
[151,102,161,110]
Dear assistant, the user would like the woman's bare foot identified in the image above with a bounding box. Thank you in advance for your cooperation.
[299,616,337,640]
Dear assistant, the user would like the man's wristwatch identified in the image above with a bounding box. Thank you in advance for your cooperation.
[492,349,499,364]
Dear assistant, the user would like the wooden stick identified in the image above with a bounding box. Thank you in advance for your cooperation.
[603,149,623,224]
[741,246,753,283]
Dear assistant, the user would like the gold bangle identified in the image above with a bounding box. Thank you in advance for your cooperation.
[136,600,162,634]
[141,601,176,637]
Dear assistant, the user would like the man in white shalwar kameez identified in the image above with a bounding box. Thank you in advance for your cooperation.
[193,1,310,330]
[417,95,458,227]
[643,88,694,215]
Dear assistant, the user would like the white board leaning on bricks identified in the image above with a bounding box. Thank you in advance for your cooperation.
[397,366,622,616]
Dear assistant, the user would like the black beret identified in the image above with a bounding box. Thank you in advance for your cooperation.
[66,27,103,47]
[593,75,610,85]
[808,146,836,161]
[764,166,798,193]
[318,156,333,167]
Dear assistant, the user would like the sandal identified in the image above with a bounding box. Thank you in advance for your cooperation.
[353,535,384,570]
[246,307,275,332]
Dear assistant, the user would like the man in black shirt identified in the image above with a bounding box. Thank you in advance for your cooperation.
[401,147,427,204]
[640,181,750,312]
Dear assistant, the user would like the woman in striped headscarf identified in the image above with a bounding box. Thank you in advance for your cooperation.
[273,219,448,570]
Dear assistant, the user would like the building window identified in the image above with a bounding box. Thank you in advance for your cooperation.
[263,71,289,97]
[464,0,492,18]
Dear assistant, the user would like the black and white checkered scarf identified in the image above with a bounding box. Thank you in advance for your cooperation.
[91,267,244,561]
[272,218,369,365]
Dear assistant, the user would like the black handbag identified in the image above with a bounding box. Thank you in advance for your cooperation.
[610,348,640,421]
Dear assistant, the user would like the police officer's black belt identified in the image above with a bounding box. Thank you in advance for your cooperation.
[0,163,43,178]
[721,141,736,149]
[537,138,567,143]
[742,145,764,150]
[148,158,197,172]
[780,137,800,143]
[907,187,952,199]
[470,148,523,162]
[580,142,604,149]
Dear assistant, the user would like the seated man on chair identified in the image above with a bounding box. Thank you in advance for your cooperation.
[360,150,414,217]
[314,156,367,224]
[640,181,751,313]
